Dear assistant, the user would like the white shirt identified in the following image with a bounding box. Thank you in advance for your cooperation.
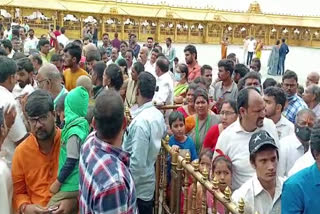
[145,60,156,78]
[278,133,305,177]
[275,115,294,139]
[153,72,174,105]
[214,118,280,190]
[243,39,249,50]
[12,83,36,98]
[288,149,314,177]
[232,175,284,214]
[106,59,116,67]
[8,50,14,59]
[57,34,69,47]
[0,158,13,214]
[24,37,39,55]
[0,86,27,165]
[248,40,256,52]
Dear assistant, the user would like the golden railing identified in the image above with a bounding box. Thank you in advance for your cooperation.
[155,136,245,214]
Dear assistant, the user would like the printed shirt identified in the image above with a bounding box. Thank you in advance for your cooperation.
[283,94,308,123]
[79,132,137,214]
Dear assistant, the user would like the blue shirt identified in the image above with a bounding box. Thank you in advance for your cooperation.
[169,135,198,161]
[279,43,289,57]
[281,163,320,214]
[123,101,166,201]
[283,94,308,123]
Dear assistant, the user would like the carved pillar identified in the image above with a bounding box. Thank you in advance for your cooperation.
[155,19,160,41]
[276,28,279,40]
[204,22,208,43]
[101,16,106,34]
[121,17,125,40]
[187,22,191,43]
[231,25,235,44]
[220,24,224,41]
[264,26,267,44]
[174,21,177,42]
[137,18,141,41]
[80,15,84,39]
[10,8,15,22]
[53,15,57,32]
[59,12,64,27]
[310,33,313,47]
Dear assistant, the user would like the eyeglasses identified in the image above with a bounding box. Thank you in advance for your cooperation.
[36,79,49,85]
[220,111,236,117]
[29,114,49,126]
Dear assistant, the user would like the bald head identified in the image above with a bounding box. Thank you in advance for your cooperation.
[306,72,320,87]
[76,75,93,96]
[37,63,61,85]
[83,43,97,57]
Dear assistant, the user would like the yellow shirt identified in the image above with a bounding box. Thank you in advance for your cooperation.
[63,67,88,91]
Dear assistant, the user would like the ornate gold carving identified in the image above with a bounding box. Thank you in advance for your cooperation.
[110,7,118,14]
[248,1,262,13]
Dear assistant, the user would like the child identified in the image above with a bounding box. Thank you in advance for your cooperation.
[207,149,232,214]
[187,149,213,214]
[169,111,198,161]
[49,86,90,210]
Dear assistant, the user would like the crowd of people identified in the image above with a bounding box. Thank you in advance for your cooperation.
[0,20,320,214]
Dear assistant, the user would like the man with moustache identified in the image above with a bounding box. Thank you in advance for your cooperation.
[13,57,36,98]
[184,45,201,82]
[214,87,280,190]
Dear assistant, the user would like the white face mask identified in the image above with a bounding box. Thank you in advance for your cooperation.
[174,72,182,81]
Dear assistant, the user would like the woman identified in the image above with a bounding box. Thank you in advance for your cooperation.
[125,62,145,108]
[177,83,197,118]
[267,40,280,76]
[202,100,238,152]
[255,39,263,59]
[187,88,220,154]
[103,63,124,94]
[117,58,129,81]
[174,63,189,104]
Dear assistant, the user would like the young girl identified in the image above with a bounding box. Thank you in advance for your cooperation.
[207,150,232,214]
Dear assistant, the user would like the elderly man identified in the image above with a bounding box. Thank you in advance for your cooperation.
[303,84,320,119]
[107,47,119,66]
[214,87,279,190]
[306,72,320,87]
[278,109,316,177]
[138,46,148,66]
[36,63,68,109]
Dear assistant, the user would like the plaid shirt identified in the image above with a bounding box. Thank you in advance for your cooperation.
[283,94,308,123]
[79,132,137,214]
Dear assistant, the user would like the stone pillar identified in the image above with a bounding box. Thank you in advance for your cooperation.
[10,8,15,22]
[59,12,64,27]
[204,22,208,43]
[174,21,177,42]
[80,16,84,39]
[137,19,141,41]
[101,16,106,34]
[121,17,125,40]
[231,25,235,44]
[310,33,313,47]
[155,19,160,41]
[187,22,191,43]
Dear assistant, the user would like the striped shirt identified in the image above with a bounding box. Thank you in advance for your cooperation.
[79,132,138,214]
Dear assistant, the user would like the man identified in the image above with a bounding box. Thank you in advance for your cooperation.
[163,37,176,71]
[86,50,101,74]
[303,84,320,119]
[51,25,61,47]
[123,72,166,213]
[111,32,121,50]
[201,64,214,96]
[214,59,238,107]
[243,36,249,64]
[100,33,112,57]
[0,56,27,164]
[264,86,294,139]
[79,89,137,213]
[51,54,64,73]
[232,130,284,213]
[214,87,279,190]
[125,49,134,76]
[39,38,57,64]
[146,37,154,57]
[63,43,88,91]
[278,38,289,75]
[250,57,261,73]
[278,109,316,177]
[119,40,128,59]
[13,57,36,98]
[306,71,319,87]
[57,27,69,47]
[29,54,43,74]
[12,90,76,214]
[130,34,140,59]
[153,56,174,105]
[107,47,119,66]
[3,23,11,39]
[1,39,14,58]
[37,63,68,108]
[138,46,148,66]
[19,27,27,52]
[91,61,105,98]
[184,44,201,82]
[233,63,249,84]
[24,29,38,55]
[145,48,159,78]
[246,37,256,66]
[282,123,320,213]
[241,71,262,93]
[11,36,21,53]
[282,70,308,123]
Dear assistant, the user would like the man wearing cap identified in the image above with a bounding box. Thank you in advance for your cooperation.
[232,130,284,214]
[282,123,320,213]
[214,87,279,190]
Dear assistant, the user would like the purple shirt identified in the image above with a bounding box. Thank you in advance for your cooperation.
[111,38,121,50]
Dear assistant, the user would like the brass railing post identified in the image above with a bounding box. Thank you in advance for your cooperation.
[183,152,191,214]
[191,160,199,214]
[170,150,178,212]
[201,167,208,214]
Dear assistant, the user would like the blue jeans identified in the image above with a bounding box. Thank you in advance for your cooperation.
[278,56,286,75]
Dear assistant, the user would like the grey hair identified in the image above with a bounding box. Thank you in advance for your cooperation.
[295,108,316,124]
[309,85,320,103]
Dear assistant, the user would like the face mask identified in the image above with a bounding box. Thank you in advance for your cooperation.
[174,72,182,81]
[295,125,311,142]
